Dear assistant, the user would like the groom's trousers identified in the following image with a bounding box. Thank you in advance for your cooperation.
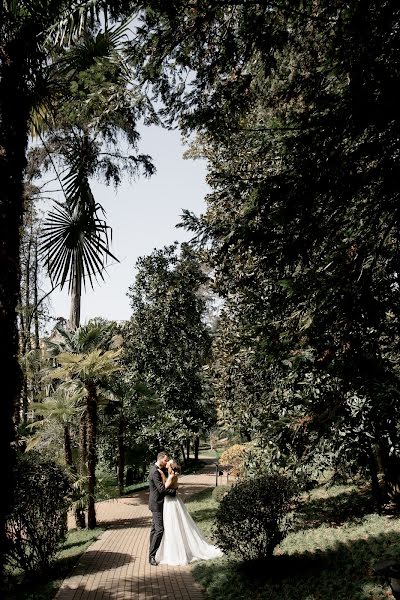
[149,510,164,559]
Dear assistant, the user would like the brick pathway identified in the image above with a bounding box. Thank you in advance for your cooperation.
[56,464,218,600]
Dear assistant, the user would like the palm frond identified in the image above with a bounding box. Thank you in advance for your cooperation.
[75,321,114,351]
[40,201,118,291]
[47,366,72,379]
[54,19,133,79]
[57,351,84,364]
[25,434,44,452]
[110,334,123,349]
[62,153,97,213]
[44,0,100,48]
[30,393,78,421]
[77,348,122,378]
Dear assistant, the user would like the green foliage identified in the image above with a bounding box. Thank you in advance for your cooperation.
[132,0,400,496]
[40,319,125,527]
[35,18,157,329]
[5,453,72,575]
[0,0,147,579]
[125,243,215,453]
[4,527,104,600]
[193,484,398,600]
[211,485,231,503]
[45,320,123,387]
[214,475,298,561]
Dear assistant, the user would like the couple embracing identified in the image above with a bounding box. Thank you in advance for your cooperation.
[148,451,222,566]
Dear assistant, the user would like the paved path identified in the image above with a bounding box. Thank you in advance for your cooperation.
[56,464,218,600]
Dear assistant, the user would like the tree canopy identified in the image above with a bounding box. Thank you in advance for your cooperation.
[126,0,400,497]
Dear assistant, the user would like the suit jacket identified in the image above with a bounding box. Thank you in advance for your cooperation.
[148,464,176,512]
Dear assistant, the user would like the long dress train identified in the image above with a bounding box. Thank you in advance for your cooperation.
[155,494,223,566]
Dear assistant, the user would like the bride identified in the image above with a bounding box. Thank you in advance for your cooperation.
[155,459,223,566]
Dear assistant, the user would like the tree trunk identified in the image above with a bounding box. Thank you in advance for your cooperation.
[0,31,31,577]
[75,507,86,529]
[21,375,29,425]
[117,413,125,496]
[80,411,88,466]
[21,232,32,422]
[64,425,73,467]
[368,444,383,511]
[180,444,187,467]
[33,240,40,350]
[125,467,134,487]
[194,435,199,462]
[79,410,87,472]
[25,230,32,352]
[68,276,81,331]
[75,411,88,529]
[186,438,190,462]
[86,384,98,529]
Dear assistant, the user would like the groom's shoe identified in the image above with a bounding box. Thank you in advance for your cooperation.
[149,557,158,566]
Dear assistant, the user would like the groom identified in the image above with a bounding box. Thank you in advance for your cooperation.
[148,451,176,566]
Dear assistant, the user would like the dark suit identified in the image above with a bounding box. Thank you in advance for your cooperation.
[148,464,176,560]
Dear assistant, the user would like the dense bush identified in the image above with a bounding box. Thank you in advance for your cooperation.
[212,485,231,503]
[5,453,72,575]
[213,474,298,561]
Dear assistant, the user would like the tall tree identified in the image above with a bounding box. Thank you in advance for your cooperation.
[130,1,400,494]
[0,2,141,556]
[0,0,67,572]
[37,22,156,329]
[47,319,122,527]
[17,178,51,424]
[125,243,215,460]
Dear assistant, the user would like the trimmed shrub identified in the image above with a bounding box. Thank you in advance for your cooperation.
[213,473,298,561]
[5,453,72,575]
[212,485,231,503]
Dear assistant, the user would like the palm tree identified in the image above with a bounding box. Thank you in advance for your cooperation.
[37,23,155,329]
[41,199,118,330]
[46,319,122,528]
[50,347,121,527]
[0,0,127,568]
[29,388,83,467]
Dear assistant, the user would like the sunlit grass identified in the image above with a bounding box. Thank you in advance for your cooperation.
[199,447,222,459]
[123,481,149,494]
[187,487,220,539]
[188,484,400,600]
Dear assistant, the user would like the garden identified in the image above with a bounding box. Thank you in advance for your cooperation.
[2,2,400,599]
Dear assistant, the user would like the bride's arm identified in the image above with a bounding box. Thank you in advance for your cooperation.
[154,469,176,496]
[164,473,173,488]
[165,473,178,489]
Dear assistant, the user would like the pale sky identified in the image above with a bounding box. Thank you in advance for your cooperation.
[43,125,208,325]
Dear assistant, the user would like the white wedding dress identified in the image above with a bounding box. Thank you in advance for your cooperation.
[155,494,223,566]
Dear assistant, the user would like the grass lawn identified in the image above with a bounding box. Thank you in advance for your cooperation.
[198,448,223,460]
[187,484,400,600]
[123,481,149,494]
[3,528,104,600]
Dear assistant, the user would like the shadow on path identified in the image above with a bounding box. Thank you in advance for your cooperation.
[73,550,135,575]
[98,516,152,529]
[57,568,203,600]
